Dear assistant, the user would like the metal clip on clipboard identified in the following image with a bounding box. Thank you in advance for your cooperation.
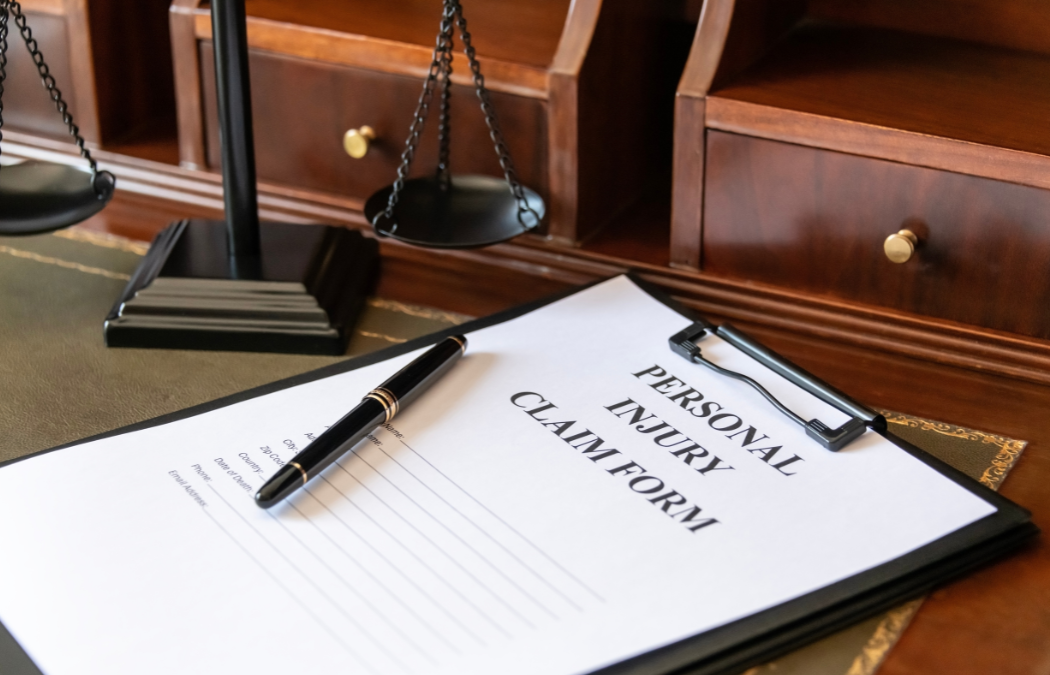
[669,320,887,451]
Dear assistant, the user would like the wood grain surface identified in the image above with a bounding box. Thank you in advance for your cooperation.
[1,11,86,140]
[706,22,1050,191]
[83,0,175,146]
[712,22,1050,158]
[809,0,1050,57]
[192,9,551,99]
[5,125,1047,389]
[702,131,1050,339]
[237,0,571,69]
[670,95,705,270]
[197,43,548,203]
[670,0,802,269]
[172,0,691,245]
[2,0,174,147]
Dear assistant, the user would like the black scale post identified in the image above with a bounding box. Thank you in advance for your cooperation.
[104,0,378,355]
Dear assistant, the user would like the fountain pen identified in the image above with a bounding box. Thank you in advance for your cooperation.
[255,335,467,508]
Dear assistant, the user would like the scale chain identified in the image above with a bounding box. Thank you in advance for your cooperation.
[0,2,9,168]
[435,0,454,189]
[0,0,100,183]
[376,2,456,233]
[451,0,537,226]
[376,0,539,233]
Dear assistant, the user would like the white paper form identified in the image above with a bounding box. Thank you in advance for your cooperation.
[0,276,996,675]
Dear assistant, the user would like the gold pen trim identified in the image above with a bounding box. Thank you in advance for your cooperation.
[289,461,308,485]
[375,387,400,418]
[449,335,467,353]
[364,393,392,423]
[364,387,399,423]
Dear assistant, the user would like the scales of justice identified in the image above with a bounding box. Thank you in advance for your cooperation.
[0,0,543,355]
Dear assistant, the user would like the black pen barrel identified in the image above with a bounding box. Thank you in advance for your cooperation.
[295,400,387,476]
[380,335,466,408]
[254,464,306,509]
[255,399,386,508]
[255,335,468,508]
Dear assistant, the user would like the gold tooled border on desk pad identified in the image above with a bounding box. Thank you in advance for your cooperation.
[0,244,133,281]
[840,411,1027,675]
[53,228,151,255]
[367,297,472,325]
[880,411,1026,490]
[843,599,925,675]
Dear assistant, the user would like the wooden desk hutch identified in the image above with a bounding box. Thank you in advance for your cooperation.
[1,0,1048,673]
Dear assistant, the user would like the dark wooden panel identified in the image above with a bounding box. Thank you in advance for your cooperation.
[17,123,1043,387]
[240,0,572,69]
[810,0,1050,57]
[4,2,175,149]
[709,0,805,90]
[86,0,176,145]
[702,131,1050,338]
[199,43,547,202]
[669,95,705,269]
[571,0,692,244]
[75,189,223,242]
[2,11,80,140]
[711,22,1050,160]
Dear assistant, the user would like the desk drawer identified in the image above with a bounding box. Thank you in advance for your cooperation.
[702,131,1050,338]
[199,44,548,203]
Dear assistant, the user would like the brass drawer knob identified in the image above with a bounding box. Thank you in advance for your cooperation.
[343,125,376,159]
[884,229,919,263]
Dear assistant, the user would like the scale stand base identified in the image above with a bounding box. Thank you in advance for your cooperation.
[104,219,379,354]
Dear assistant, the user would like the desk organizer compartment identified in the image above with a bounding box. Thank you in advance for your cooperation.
[672,0,1050,339]
[171,0,685,245]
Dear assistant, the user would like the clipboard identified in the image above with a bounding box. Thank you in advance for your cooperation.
[0,274,1037,675]
[669,320,882,451]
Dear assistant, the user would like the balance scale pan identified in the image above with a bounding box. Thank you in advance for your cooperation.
[364,175,544,249]
[0,161,115,236]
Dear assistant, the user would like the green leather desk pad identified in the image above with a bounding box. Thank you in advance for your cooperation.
[0,229,468,460]
[0,229,1027,675]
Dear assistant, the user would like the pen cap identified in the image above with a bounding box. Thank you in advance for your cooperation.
[380,335,466,409]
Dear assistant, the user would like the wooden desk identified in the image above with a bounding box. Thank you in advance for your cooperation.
[60,189,1050,675]
[2,0,1045,668]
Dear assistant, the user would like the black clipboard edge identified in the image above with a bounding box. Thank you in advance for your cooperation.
[664,519,1037,675]
[0,274,1038,675]
[593,429,1037,675]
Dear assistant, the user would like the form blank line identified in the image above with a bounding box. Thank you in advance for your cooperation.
[303,483,484,648]
[333,459,537,630]
[319,475,512,639]
[396,436,605,603]
[267,507,438,667]
[205,484,384,675]
[354,451,560,620]
[288,500,462,656]
[197,499,371,672]
[374,442,584,612]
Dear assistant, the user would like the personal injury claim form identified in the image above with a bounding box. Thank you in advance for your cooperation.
[0,276,996,675]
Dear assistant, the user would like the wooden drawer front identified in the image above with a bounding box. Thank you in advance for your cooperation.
[199,43,548,203]
[703,131,1050,338]
[3,11,81,140]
